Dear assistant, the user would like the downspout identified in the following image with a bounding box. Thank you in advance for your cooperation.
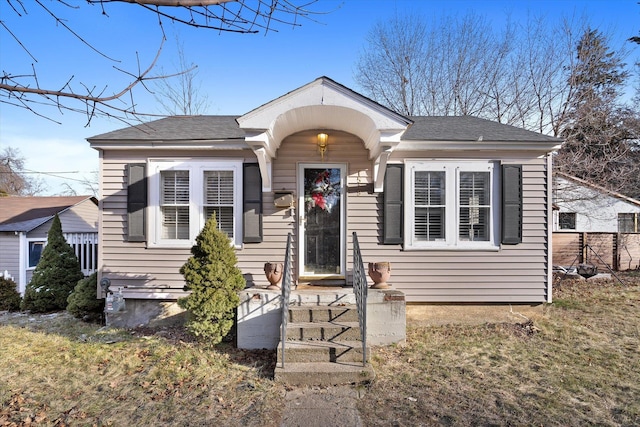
[547,153,553,303]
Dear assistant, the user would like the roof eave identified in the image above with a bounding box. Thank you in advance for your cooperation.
[88,139,249,150]
[397,140,562,152]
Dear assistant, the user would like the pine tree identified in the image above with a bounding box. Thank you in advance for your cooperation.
[21,214,85,312]
[178,214,246,343]
[67,273,104,322]
[557,28,639,196]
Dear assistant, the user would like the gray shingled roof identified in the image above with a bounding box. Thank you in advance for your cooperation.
[0,196,95,232]
[87,116,243,141]
[87,114,559,144]
[404,116,560,142]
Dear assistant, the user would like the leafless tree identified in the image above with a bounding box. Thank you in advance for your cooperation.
[1,0,326,124]
[153,36,211,116]
[354,11,589,136]
[0,147,45,196]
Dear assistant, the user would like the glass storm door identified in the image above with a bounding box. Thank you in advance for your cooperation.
[298,164,346,278]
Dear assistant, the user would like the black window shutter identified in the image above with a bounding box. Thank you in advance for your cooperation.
[127,163,147,242]
[383,164,404,244]
[243,163,263,243]
[502,164,523,245]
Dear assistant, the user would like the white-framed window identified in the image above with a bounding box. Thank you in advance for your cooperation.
[148,159,243,248]
[404,161,497,250]
[27,240,46,269]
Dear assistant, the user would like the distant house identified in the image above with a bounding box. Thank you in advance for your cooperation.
[87,76,562,327]
[553,172,640,233]
[0,196,99,294]
[552,172,640,271]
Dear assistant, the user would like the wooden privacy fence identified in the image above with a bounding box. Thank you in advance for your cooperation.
[553,232,640,272]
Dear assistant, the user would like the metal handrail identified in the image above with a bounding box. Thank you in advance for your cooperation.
[280,233,293,369]
[352,232,368,367]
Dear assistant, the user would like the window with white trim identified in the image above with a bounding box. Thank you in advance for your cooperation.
[28,240,45,268]
[405,161,496,249]
[149,159,243,247]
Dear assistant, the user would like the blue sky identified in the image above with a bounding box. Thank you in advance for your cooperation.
[1,0,638,195]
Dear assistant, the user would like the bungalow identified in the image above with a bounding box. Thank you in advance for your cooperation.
[87,76,562,328]
[0,196,99,295]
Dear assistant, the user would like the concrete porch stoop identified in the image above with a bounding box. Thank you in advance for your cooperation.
[274,301,375,386]
[237,288,406,387]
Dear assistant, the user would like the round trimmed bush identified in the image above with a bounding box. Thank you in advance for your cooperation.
[67,273,103,322]
[0,277,21,311]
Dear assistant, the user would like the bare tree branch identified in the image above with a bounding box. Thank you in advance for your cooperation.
[1,0,328,124]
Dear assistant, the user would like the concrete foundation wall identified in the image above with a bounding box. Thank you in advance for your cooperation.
[237,290,283,350]
[105,299,187,329]
[237,289,407,350]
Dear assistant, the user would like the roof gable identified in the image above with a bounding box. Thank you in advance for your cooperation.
[555,172,640,209]
[0,196,96,232]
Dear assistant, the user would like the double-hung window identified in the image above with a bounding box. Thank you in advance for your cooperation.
[405,161,496,249]
[149,159,242,247]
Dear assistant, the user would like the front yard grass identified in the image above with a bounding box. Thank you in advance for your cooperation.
[1,273,639,426]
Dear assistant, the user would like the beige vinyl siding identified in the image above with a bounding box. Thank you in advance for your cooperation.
[362,156,549,303]
[100,138,549,303]
[100,149,256,298]
[0,233,20,280]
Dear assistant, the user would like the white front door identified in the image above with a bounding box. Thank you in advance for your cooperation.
[298,164,346,279]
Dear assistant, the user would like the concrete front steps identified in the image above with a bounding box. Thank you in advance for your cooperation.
[274,303,375,386]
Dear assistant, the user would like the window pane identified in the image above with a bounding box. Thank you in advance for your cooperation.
[559,212,576,230]
[161,171,189,204]
[28,241,44,268]
[204,171,234,238]
[459,172,490,241]
[414,171,446,241]
[618,213,637,233]
[161,206,190,239]
[415,171,445,206]
[160,170,189,239]
[415,207,445,241]
[205,206,234,238]
[204,171,234,205]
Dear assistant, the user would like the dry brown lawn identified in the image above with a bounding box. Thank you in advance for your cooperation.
[1,272,639,426]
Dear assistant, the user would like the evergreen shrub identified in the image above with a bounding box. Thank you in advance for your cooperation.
[21,214,85,312]
[178,214,246,343]
[0,277,21,311]
[67,272,103,321]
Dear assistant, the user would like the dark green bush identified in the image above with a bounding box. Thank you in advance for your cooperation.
[21,214,85,312]
[178,214,246,343]
[0,277,21,311]
[67,273,103,322]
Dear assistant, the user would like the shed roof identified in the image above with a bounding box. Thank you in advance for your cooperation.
[0,196,96,232]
